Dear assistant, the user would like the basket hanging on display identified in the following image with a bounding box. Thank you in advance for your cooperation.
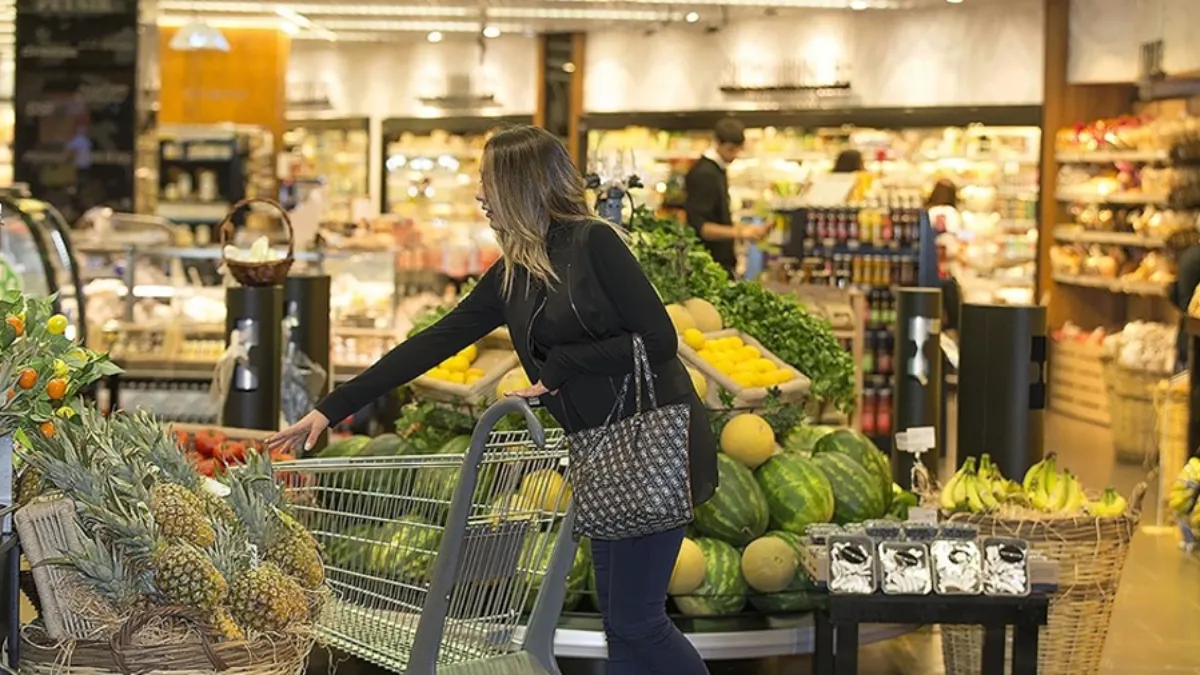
[218,198,295,287]
[934,483,1145,675]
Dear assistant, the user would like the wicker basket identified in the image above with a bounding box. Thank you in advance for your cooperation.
[219,198,295,287]
[1100,356,1164,464]
[938,484,1145,675]
[14,498,103,641]
[19,610,313,675]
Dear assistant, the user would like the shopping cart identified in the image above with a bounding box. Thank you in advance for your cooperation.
[277,398,576,675]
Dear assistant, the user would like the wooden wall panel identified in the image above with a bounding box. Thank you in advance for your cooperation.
[158,28,291,144]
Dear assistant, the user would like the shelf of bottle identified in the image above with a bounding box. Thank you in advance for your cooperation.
[1055,149,1169,164]
[1052,226,1165,248]
[1052,274,1169,296]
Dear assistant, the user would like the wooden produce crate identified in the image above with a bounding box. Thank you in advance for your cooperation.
[678,329,811,408]
[1048,338,1110,426]
[410,331,518,405]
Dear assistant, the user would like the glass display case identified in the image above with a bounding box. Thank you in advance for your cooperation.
[0,186,87,341]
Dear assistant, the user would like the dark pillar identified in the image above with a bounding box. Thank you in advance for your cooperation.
[957,304,1048,479]
[892,287,942,489]
[284,275,332,452]
[1187,318,1200,457]
[14,0,138,223]
[223,285,284,431]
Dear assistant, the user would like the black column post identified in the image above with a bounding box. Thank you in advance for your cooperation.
[957,304,1048,479]
[223,285,284,431]
[1187,318,1200,457]
[284,275,332,452]
[892,287,943,489]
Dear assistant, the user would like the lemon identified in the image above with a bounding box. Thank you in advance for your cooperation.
[732,371,761,388]
[446,372,467,384]
[427,367,449,380]
[682,328,707,350]
[734,360,759,374]
[697,348,715,362]
[442,355,471,373]
[751,358,776,373]
[458,344,479,363]
[722,336,745,350]
[715,360,737,376]
[466,367,486,378]
[738,346,761,362]
[771,369,796,384]
[729,349,751,364]
[465,373,483,385]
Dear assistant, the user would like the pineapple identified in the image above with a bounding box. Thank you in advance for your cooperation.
[15,466,43,507]
[228,562,308,634]
[227,461,325,590]
[128,412,238,528]
[68,532,156,616]
[211,607,245,641]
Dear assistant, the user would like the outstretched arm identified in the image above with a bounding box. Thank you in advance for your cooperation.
[538,223,676,390]
[316,265,506,423]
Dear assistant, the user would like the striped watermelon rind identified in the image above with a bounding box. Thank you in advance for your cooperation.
[693,453,770,546]
[811,452,887,524]
[754,454,835,534]
[747,530,822,614]
[673,538,748,617]
[814,429,892,511]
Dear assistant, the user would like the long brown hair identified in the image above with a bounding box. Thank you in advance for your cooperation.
[481,125,615,296]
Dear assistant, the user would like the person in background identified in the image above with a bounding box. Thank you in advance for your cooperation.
[1167,230,1200,371]
[268,125,714,675]
[832,149,864,173]
[926,178,962,283]
[684,118,769,277]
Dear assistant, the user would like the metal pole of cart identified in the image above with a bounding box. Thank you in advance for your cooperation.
[956,303,1048,479]
[223,285,284,430]
[892,287,943,489]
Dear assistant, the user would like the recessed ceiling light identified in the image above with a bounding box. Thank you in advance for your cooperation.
[427,30,442,42]
[850,0,868,9]
[946,0,964,3]
[482,25,500,38]
[685,11,700,23]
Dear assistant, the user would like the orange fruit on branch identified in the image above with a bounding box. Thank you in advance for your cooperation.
[5,315,23,337]
[17,369,37,390]
[46,378,68,400]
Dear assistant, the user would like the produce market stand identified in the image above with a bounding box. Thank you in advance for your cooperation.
[814,592,1050,675]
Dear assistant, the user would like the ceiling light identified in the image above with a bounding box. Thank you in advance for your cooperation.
[685,11,700,22]
[562,62,576,73]
[945,0,963,3]
[168,20,231,52]
[482,25,500,38]
[280,20,299,34]
[849,0,868,9]
[427,30,442,42]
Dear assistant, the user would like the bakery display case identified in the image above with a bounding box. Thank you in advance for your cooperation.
[282,117,371,223]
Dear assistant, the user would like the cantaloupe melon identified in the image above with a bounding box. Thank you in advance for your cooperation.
[687,367,708,399]
[494,366,532,400]
[665,304,697,333]
[683,298,723,333]
[741,535,798,593]
[668,537,707,595]
[720,413,776,469]
[519,469,571,513]
[489,493,539,524]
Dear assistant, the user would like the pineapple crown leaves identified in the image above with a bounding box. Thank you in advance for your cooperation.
[205,518,254,581]
[61,531,158,612]
[225,477,274,549]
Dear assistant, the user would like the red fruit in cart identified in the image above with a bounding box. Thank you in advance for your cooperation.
[45,378,67,400]
[193,430,226,457]
[17,368,37,390]
[5,315,23,337]
[195,458,219,478]
[174,429,191,450]
[270,452,295,463]
[216,441,247,466]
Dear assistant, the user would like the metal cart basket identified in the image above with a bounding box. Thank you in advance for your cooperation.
[278,398,577,675]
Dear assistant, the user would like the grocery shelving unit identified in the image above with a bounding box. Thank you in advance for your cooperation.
[282,117,371,222]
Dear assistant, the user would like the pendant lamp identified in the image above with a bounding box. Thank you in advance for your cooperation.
[169,20,231,52]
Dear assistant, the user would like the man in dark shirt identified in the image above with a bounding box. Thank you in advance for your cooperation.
[684,118,768,276]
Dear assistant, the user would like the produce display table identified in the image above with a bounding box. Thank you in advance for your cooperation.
[814,593,1050,675]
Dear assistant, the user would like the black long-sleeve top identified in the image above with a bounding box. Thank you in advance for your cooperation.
[316,220,718,506]
[684,156,736,274]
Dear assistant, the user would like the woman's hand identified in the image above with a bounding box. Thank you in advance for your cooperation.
[265,410,330,454]
[507,381,556,398]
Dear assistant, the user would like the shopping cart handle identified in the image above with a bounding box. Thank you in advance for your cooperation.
[480,395,547,448]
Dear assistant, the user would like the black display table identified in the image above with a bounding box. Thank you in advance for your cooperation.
[814,593,1049,675]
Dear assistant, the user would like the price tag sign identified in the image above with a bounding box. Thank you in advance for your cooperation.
[905,426,936,452]
[893,430,909,453]
[907,507,939,523]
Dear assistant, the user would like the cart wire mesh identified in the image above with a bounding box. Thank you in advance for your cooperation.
[277,399,574,675]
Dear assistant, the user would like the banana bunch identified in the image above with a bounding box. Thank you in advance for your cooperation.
[1085,487,1129,517]
[1023,454,1086,514]
[1167,457,1200,517]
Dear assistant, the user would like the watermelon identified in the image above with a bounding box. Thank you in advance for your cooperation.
[365,516,443,582]
[748,530,821,614]
[811,452,887,524]
[693,453,769,546]
[814,429,892,511]
[672,538,747,617]
[521,531,592,612]
[318,435,370,458]
[413,435,490,504]
[754,454,835,534]
[361,433,408,457]
[783,424,837,455]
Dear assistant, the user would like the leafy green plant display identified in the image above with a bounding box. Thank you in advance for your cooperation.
[628,207,856,413]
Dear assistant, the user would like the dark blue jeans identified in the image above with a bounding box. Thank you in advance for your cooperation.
[591,527,710,675]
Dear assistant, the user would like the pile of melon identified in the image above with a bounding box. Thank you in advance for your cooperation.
[687,332,796,389]
[422,344,487,385]
[664,297,724,334]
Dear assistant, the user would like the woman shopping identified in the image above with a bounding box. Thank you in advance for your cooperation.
[267,125,715,675]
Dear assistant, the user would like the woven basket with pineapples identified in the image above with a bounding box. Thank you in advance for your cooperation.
[12,404,326,671]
